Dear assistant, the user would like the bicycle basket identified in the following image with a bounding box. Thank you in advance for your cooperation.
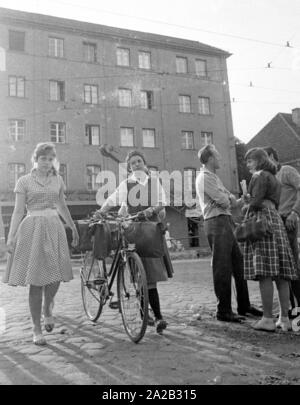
[124,221,165,258]
[93,221,120,259]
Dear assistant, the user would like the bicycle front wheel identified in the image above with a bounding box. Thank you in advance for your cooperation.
[80,251,108,322]
[117,251,149,343]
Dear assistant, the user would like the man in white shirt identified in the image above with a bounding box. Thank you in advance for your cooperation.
[196,144,262,322]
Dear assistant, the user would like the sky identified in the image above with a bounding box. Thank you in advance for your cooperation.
[1,0,300,143]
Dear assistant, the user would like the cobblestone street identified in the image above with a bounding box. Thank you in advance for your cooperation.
[1,258,300,385]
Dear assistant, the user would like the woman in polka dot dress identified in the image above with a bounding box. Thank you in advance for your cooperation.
[3,143,79,345]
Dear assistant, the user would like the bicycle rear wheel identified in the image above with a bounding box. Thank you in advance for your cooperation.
[80,251,108,322]
[117,251,149,343]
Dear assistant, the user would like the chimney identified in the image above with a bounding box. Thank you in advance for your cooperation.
[292,108,300,127]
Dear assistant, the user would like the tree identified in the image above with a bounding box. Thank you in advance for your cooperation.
[234,137,251,186]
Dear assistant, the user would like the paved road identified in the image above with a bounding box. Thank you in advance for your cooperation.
[1,258,300,385]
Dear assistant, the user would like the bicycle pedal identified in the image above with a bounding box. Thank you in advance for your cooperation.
[109,301,120,310]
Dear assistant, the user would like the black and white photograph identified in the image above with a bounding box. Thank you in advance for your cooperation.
[1,0,300,388]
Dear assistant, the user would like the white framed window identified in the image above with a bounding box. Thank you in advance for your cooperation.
[142,128,156,148]
[8,119,25,142]
[59,164,67,187]
[50,122,66,143]
[198,97,211,115]
[181,131,194,150]
[48,37,64,58]
[201,131,213,146]
[86,165,101,191]
[83,42,97,62]
[179,95,191,113]
[84,84,98,104]
[138,51,151,69]
[195,59,207,77]
[120,127,134,147]
[9,30,25,51]
[9,76,25,97]
[116,47,130,66]
[184,168,196,192]
[49,80,65,101]
[140,90,153,109]
[85,125,100,145]
[118,88,132,107]
[8,163,25,189]
[176,56,188,73]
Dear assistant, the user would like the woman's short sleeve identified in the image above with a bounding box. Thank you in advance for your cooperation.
[14,175,27,194]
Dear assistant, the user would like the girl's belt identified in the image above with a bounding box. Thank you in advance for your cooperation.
[27,209,58,217]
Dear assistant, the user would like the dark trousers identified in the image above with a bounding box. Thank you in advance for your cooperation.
[282,217,300,306]
[204,215,250,316]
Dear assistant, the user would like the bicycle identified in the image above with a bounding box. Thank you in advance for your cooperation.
[80,212,149,343]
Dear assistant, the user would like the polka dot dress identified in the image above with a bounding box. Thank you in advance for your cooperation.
[3,171,73,287]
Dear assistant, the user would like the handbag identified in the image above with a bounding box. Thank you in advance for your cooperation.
[234,207,272,242]
[74,220,94,252]
[124,221,165,258]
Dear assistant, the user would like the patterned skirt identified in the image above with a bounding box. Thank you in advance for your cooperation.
[241,208,298,281]
[3,215,73,287]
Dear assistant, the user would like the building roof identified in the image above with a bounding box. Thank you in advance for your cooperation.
[0,7,231,57]
[279,112,300,141]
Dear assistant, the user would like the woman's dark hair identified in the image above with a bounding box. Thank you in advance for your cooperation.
[197,144,215,164]
[244,147,277,174]
[31,142,58,175]
[125,150,148,173]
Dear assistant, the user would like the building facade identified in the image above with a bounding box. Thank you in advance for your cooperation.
[0,7,239,248]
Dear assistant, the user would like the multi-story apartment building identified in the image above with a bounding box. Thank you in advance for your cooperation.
[0,7,239,247]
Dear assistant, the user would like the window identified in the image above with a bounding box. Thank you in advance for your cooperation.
[50,122,66,143]
[9,30,25,51]
[86,165,101,191]
[181,131,194,150]
[176,56,188,74]
[198,97,211,115]
[8,163,25,189]
[138,51,151,69]
[8,119,25,142]
[184,168,196,192]
[9,76,25,97]
[116,47,130,66]
[179,95,191,113]
[201,131,213,146]
[140,90,153,109]
[59,164,67,187]
[83,42,97,62]
[120,127,134,147]
[49,80,65,101]
[84,84,98,104]
[48,37,64,58]
[85,125,100,145]
[195,59,207,77]
[142,129,156,148]
[118,88,132,107]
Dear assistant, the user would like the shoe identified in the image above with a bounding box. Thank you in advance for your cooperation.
[33,332,47,346]
[238,306,263,317]
[43,300,55,332]
[44,316,55,333]
[155,319,168,334]
[276,317,292,332]
[216,312,245,323]
[252,317,275,332]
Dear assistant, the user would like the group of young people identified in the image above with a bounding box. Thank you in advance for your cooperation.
[2,140,300,346]
[196,144,300,332]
